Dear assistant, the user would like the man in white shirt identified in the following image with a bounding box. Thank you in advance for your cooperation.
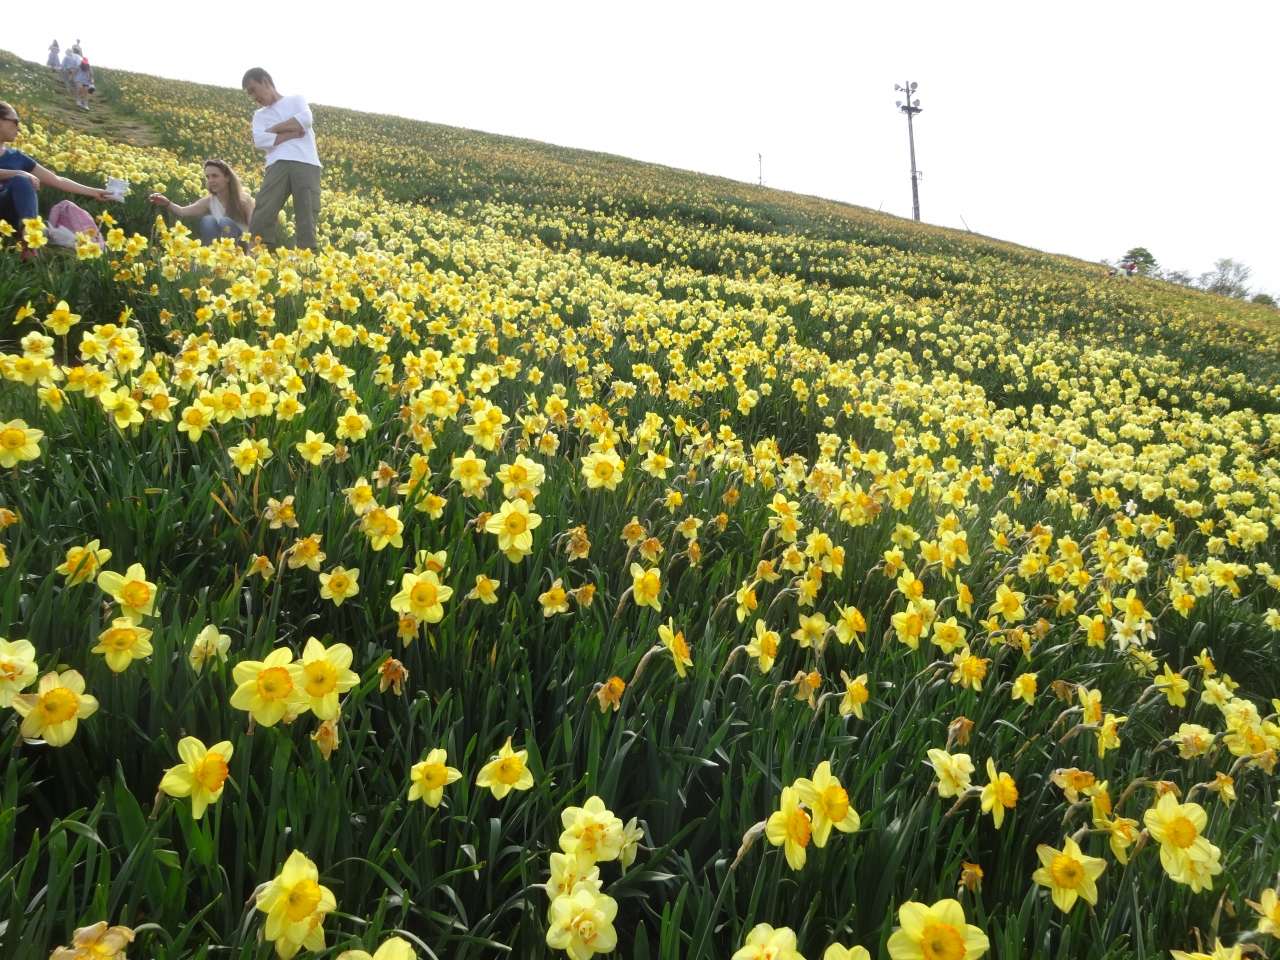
[242,68,322,251]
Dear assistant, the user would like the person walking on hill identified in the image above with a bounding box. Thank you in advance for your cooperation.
[148,158,256,246]
[0,101,114,255]
[73,58,95,111]
[47,41,61,69]
[242,67,321,251]
[60,48,81,91]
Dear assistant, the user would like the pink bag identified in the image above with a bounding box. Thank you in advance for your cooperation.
[48,200,105,249]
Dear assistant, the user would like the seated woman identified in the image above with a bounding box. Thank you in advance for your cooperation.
[148,158,255,246]
[0,101,113,255]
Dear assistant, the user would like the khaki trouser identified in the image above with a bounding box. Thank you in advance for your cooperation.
[249,159,322,251]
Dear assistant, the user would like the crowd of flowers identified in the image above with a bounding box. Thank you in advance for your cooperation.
[1,49,1279,960]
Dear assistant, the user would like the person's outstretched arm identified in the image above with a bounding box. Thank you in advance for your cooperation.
[29,163,112,201]
[147,193,212,217]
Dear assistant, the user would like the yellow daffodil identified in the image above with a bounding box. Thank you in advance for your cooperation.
[765,785,812,870]
[630,563,662,611]
[886,898,989,960]
[390,570,453,623]
[229,647,307,726]
[297,637,359,720]
[336,937,416,960]
[979,758,1018,829]
[559,796,625,862]
[0,637,38,706]
[92,617,154,673]
[476,736,535,799]
[1031,836,1106,912]
[658,618,692,677]
[408,748,462,807]
[255,850,337,959]
[12,670,98,746]
[159,736,234,818]
[794,761,860,847]
[545,883,618,959]
[732,925,803,960]
[318,565,360,606]
[0,419,43,468]
[56,539,112,585]
[97,562,157,623]
[484,498,542,562]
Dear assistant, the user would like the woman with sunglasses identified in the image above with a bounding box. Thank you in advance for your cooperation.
[149,158,255,246]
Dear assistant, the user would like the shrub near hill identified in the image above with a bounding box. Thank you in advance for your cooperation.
[1,50,1279,960]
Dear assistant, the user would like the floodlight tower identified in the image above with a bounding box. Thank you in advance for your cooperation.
[894,82,923,221]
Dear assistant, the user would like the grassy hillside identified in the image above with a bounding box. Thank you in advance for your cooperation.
[1,49,1279,960]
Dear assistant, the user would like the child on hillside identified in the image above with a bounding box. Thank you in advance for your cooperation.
[0,101,114,255]
[73,58,95,111]
[149,158,256,246]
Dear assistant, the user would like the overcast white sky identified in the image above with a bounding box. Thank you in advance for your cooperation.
[12,1,1280,294]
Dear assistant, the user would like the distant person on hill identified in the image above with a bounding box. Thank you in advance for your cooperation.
[60,48,81,90]
[72,58,95,111]
[242,67,321,251]
[0,101,114,256]
[71,40,83,56]
[148,158,256,246]
[47,41,61,69]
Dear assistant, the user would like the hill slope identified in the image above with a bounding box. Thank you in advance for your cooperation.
[1,49,1280,960]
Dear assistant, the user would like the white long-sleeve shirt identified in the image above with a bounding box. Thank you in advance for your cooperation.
[251,94,322,168]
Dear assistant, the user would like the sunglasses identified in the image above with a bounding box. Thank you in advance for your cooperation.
[0,115,19,124]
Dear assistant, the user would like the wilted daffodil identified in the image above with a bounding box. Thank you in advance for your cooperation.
[159,736,234,819]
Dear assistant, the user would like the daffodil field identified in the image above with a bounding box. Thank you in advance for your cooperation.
[3,49,1280,960]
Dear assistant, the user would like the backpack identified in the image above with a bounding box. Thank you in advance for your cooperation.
[47,200,105,250]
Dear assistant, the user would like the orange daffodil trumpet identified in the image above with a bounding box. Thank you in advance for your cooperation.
[887,898,989,960]
[159,736,234,818]
[255,850,337,959]
[230,647,307,726]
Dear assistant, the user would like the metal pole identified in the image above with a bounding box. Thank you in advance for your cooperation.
[758,153,762,186]
[907,108,920,221]
[895,81,923,221]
